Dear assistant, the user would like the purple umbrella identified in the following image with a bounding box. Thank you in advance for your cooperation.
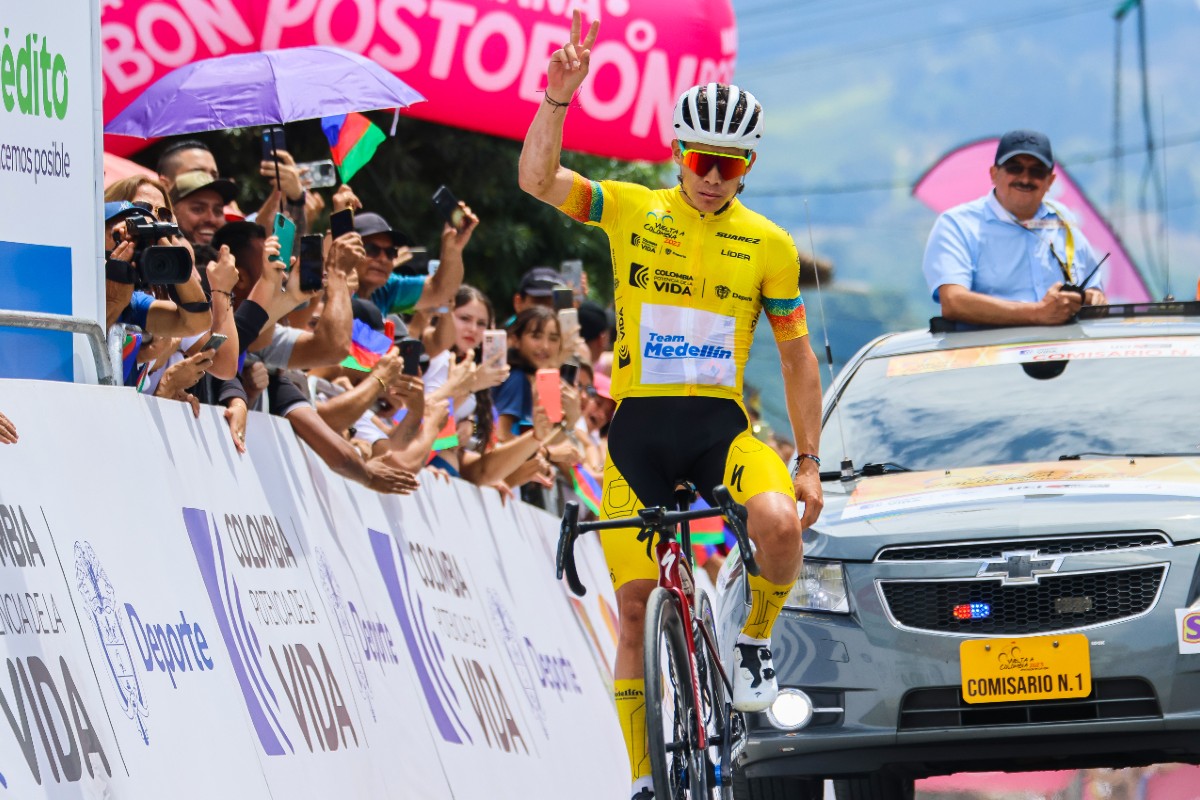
[104,46,425,138]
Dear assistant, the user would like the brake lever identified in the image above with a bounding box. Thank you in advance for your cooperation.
[712,484,759,577]
[556,502,587,597]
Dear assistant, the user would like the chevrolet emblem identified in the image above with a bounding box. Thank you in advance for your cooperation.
[977,550,1063,585]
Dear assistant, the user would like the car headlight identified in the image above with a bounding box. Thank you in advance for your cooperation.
[784,559,849,613]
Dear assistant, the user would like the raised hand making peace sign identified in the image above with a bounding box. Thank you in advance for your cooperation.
[545,10,600,108]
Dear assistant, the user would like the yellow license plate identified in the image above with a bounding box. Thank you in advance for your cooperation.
[960,634,1091,704]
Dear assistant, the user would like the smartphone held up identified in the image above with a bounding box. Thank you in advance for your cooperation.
[535,368,564,423]
[298,234,325,292]
[432,185,466,231]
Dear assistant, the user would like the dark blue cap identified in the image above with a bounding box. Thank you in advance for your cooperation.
[104,201,150,223]
[995,130,1054,168]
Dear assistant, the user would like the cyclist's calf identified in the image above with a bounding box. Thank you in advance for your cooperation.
[744,492,804,584]
[614,578,656,677]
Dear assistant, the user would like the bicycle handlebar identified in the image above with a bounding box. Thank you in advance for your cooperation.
[554,483,760,598]
[556,502,587,596]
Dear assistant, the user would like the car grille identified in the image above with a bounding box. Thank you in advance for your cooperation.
[877,532,1169,562]
[879,565,1166,635]
[899,678,1160,730]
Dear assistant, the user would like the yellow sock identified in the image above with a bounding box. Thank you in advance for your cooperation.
[614,679,650,781]
[741,572,796,641]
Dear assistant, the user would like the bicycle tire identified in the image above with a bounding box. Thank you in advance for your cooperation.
[645,587,708,799]
[694,590,732,800]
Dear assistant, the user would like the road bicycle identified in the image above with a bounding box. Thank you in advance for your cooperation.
[556,482,760,799]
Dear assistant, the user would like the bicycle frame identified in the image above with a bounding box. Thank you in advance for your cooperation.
[555,483,758,794]
[653,526,709,752]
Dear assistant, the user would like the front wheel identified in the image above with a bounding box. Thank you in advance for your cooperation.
[645,587,707,799]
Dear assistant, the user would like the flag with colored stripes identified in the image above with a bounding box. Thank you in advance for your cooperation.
[431,400,459,451]
[687,496,728,545]
[341,319,392,372]
[570,463,602,516]
[321,113,387,183]
[121,332,142,385]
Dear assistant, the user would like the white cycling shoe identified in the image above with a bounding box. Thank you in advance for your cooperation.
[732,641,778,713]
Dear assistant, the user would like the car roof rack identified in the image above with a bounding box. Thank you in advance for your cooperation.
[930,302,1200,334]
[1077,301,1200,320]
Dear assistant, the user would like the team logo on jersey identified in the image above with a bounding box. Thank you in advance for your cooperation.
[663,247,686,259]
[644,211,683,244]
[716,284,753,302]
[652,268,693,296]
[616,307,626,341]
[721,248,750,261]
[617,344,632,369]
[629,262,650,290]
[630,233,657,254]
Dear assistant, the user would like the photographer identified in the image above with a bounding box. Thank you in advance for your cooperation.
[103,202,211,338]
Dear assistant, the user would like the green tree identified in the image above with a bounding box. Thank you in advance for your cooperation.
[144,116,671,315]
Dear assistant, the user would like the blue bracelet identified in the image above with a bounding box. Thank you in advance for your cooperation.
[794,453,821,468]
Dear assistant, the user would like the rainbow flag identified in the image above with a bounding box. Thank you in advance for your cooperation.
[321,113,386,183]
[431,400,459,451]
[687,497,727,545]
[570,463,602,515]
[341,319,392,372]
[121,332,142,385]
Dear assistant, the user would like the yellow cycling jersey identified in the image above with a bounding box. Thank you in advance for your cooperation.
[557,177,808,402]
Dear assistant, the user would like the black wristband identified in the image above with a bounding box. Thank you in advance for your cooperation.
[543,91,571,109]
[105,258,136,285]
[177,300,212,313]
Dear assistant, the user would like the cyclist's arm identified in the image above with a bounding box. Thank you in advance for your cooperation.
[518,98,584,207]
[777,335,824,528]
[764,235,823,527]
[518,10,599,207]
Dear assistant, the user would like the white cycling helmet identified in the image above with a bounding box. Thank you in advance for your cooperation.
[672,83,764,151]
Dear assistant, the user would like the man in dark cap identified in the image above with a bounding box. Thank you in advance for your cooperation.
[923,129,1107,327]
[354,208,478,316]
[170,170,238,246]
[512,266,563,315]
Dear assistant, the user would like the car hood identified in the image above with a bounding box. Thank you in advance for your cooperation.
[805,457,1200,561]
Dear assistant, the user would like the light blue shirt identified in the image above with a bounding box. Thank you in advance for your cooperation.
[922,192,1104,304]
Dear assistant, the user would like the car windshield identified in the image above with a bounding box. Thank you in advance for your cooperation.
[819,336,1200,472]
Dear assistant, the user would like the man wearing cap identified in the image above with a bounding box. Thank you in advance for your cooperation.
[171,170,238,247]
[513,266,563,315]
[353,209,478,316]
[923,129,1107,327]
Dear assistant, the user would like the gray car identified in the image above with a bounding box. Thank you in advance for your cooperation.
[718,306,1200,800]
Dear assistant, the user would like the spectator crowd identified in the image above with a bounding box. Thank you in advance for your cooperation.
[90,137,631,508]
[0,134,795,520]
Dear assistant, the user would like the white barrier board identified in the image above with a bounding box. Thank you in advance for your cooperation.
[0,379,626,798]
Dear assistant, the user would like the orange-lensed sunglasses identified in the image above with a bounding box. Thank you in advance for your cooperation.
[680,147,751,181]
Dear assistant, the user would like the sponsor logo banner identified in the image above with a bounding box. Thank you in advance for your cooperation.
[639,303,736,386]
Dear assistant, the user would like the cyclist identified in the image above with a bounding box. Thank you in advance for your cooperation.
[519,12,823,799]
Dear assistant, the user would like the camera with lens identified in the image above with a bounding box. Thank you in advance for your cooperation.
[106,212,194,286]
